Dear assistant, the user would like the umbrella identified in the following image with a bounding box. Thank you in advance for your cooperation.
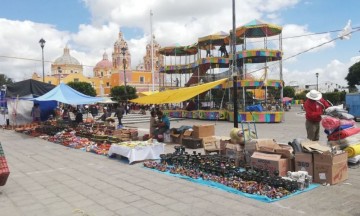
[159,43,197,56]
[159,45,188,56]
[235,19,282,38]
[198,31,230,47]
[282,97,293,102]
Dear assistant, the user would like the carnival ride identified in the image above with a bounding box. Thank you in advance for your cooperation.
[156,19,284,123]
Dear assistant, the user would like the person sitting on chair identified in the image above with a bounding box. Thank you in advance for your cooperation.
[152,110,170,139]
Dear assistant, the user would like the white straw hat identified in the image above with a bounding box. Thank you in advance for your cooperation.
[306,90,322,101]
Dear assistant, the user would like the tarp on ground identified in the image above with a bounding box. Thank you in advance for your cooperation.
[130,78,229,104]
[33,83,104,105]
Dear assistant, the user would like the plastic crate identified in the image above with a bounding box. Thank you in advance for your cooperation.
[0,156,10,186]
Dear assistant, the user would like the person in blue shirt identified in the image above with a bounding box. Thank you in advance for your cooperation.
[153,110,170,139]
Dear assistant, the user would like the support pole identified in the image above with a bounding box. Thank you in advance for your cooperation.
[232,0,238,128]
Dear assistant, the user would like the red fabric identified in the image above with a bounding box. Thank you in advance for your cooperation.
[321,116,355,130]
[304,98,331,122]
[328,127,360,141]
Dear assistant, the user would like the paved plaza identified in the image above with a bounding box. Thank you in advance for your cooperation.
[1,106,360,216]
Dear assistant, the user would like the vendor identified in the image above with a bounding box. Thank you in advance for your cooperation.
[152,110,170,139]
[74,109,83,124]
[304,90,331,141]
[97,107,111,121]
[149,110,158,137]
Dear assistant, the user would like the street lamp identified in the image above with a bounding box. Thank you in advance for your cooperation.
[39,38,46,82]
[120,47,128,104]
[315,72,319,91]
[57,67,62,85]
[231,0,238,128]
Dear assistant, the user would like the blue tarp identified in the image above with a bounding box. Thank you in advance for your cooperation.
[144,166,320,203]
[33,83,104,105]
[246,104,263,112]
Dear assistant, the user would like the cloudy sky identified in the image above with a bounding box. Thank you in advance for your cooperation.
[0,0,359,90]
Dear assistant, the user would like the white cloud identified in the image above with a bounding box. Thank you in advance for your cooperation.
[0,0,356,90]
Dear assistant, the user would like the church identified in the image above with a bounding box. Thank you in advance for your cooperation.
[32,32,164,96]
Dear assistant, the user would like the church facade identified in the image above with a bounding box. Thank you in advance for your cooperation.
[32,32,163,96]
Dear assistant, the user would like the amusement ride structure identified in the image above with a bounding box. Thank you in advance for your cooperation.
[151,19,284,123]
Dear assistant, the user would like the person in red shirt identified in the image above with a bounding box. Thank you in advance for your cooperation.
[304,90,331,141]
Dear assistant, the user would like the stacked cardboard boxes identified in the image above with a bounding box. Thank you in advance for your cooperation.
[112,129,138,141]
[181,125,216,149]
[250,139,295,176]
[295,153,314,177]
[313,152,348,185]
[298,140,348,185]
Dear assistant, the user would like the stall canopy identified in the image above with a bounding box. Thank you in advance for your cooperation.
[138,91,159,97]
[6,79,55,98]
[33,83,104,105]
[98,97,117,104]
[130,78,228,104]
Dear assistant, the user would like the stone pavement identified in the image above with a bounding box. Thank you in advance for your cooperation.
[0,106,360,216]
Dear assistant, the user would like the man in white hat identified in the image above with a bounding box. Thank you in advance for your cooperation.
[304,90,331,141]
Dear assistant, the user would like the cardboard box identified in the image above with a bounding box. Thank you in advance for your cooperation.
[192,124,215,138]
[251,152,289,176]
[183,130,192,137]
[295,153,314,177]
[202,136,217,151]
[170,133,183,144]
[182,137,203,149]
[313,152,348,185]
[226,143,245,166]
[301,140,331,154]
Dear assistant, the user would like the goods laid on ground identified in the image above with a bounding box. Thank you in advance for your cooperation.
[0,143,10,186]
[143,146,317,202]
[324,107,360,163]
[11,120,141,157]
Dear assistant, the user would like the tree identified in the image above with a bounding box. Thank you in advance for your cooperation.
[110,85,137,102]
[345,61,360,92]
[67,81,96,96]
[295,90,308,101]
[0,74,13,86]
[283,86,295,98]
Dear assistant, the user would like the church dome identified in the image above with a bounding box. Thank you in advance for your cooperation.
[95,52,112,69]
[54,46,81,65]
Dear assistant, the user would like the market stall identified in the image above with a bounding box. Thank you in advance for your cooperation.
[108,140,165,164]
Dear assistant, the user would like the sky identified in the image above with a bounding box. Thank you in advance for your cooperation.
[0,0,359,90]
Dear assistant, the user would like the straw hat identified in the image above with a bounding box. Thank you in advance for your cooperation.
[306,90,322,101]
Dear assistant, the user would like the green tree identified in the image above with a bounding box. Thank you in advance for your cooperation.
[0,74,13,86]
[67,81,96,96]
[345,61,360,92]
[283,86,295,98]
[110,85,137,102]
[295,90,309,101]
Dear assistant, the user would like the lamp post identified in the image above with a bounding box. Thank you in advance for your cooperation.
[316,72,319,91]
[39,38,46,82]
[231,0,238,128]
[121,47,128,105]
[57,67,62,85]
